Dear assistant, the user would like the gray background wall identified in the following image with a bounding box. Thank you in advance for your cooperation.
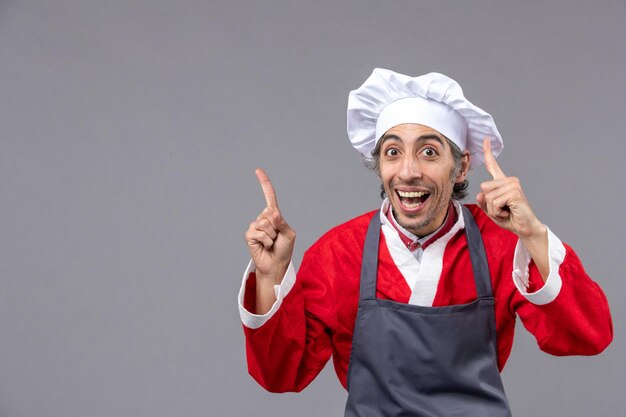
[1,1,624,416]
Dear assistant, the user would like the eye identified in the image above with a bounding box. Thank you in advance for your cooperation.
[422,147,438,157]
[385,147,400,157]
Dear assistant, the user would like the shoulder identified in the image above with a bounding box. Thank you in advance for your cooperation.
[305,210,378,255]
[298,210,377,279]
[461,204,520,296]
[462,203,518,251]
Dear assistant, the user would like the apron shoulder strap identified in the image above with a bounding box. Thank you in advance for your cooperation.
[460,205,493,299]
[359,213,381,300]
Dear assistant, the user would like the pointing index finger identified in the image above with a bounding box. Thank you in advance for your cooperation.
[255,168,279,209]
[483,138,506,180]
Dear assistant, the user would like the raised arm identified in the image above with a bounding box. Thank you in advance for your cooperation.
[476,139,550,280]
[245,169,296,314]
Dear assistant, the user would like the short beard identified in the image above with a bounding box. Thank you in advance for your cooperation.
[390,178,454,236]
[394,208,439,235]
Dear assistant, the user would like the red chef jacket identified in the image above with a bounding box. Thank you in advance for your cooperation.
[238,201,613,393]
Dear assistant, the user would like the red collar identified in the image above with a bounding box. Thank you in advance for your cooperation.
[385,202,457,252]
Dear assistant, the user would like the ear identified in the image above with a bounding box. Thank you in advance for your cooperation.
[455,152,470,182]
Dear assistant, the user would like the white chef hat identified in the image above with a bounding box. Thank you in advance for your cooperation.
[347,68,503,167]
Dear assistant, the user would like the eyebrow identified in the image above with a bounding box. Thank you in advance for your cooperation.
[380,133,445,146]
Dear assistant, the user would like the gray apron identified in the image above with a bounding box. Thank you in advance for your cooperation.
[344,206,512,417]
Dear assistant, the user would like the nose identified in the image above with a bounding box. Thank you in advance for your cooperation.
[398,154,422,181]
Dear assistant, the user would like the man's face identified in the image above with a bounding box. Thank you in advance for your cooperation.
[379,123,468,237]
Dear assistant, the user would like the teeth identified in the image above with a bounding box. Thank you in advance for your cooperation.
[402,201,422,209]
[398,190,427,198]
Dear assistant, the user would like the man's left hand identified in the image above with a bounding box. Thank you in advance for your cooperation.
[476,138,545,239]
[477,138,550,280]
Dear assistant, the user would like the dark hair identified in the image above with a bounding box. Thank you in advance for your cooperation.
[363,137,469,200]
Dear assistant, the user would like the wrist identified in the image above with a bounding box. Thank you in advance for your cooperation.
[519,222,550,281]
[518,218,546,240]
[255,261,290,286]
[251,260,294,316]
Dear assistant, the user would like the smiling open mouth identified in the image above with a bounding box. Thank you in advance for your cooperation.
[397,190,430,209]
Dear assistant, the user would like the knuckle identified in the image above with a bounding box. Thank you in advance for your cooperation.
[270,211,282,223]
[245,233,257,245]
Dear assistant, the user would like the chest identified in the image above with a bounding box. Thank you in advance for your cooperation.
[333,235,482,339]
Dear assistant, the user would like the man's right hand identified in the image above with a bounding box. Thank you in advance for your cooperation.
[245,169,296,292]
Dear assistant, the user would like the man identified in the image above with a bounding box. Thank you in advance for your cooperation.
[238,69,613,416]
